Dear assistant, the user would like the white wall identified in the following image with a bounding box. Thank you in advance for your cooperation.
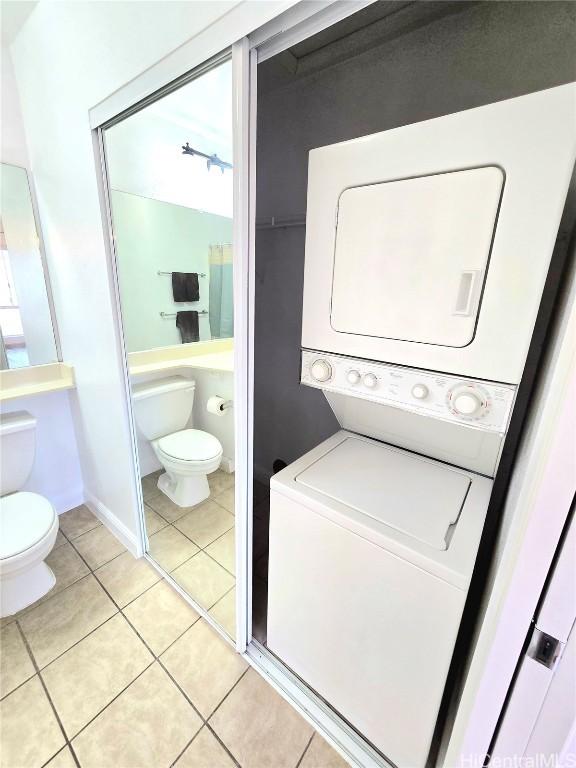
[1,42,84,513]
[8,0,292,544]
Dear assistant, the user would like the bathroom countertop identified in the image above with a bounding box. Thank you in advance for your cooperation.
[129,350,234,376]
[128,340,234,377]
[0,363,76,402]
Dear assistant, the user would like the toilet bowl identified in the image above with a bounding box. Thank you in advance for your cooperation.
[0,492,58,616]
[153,428,223,507]
[132,376,225,507]
[0,412,58,617]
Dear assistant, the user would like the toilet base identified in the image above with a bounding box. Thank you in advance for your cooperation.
[1,561,56,617]
[158,471,210,508]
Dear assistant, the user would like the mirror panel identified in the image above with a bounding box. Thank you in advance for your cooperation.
[104,58,236,640]
[0,163,59,369]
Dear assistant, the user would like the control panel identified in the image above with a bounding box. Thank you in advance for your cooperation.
[301,349,516,434]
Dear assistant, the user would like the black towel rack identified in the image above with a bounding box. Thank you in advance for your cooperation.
[157,270,207,278]
[160,311,208,318]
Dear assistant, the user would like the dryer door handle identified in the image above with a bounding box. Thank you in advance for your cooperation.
[453,270,482,316]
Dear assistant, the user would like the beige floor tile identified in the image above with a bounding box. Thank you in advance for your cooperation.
[0,623,35,698]
[175,727,235,768]
[146,492,193,524]
[300,734,350,768]
[72,662,202,768]
[149,525,199,573]
[44,746,77,768]
[72,524,125,570]
[46,541,90,596]
[205,529,235,574]
[210,668,313,768]
[162,619,247,717]
[54,529,67,549]
[0,675,65,767]
[209,470,235,496]
[42,613,153,738]
[174,501,234,549]
[209,588,236,640]
[144,502,168,534]
[141,470,162,501]
[59,504,101,540]
[124,580,199,655]
[19,575,117,668]
[95,551,160,608]
[172,552,235,611]
[214,487,234,514]
[19,543,90,615]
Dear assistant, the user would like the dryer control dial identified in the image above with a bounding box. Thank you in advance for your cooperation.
[310,359,332,382]
[347,370,361,385]
[411,384,429,400]
[448,384,489,419]
[363,373,378,389]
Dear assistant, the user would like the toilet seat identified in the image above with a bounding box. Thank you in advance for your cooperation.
[157,429,222,463]
[0,492,57,560]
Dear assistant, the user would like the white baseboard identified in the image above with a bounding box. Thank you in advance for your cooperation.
[220,456,235,473]
[51,485,84,515]
[84,491,142,557]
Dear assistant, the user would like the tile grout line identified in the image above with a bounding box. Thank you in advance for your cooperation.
[15,621,83,768]
[295,733,315,768]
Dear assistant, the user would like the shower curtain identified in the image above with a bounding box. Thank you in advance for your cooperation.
[209,243,233,339]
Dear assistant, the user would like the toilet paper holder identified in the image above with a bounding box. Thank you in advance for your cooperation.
[207,396,233,414]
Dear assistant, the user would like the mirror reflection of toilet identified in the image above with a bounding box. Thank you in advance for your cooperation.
[0,411,59,617]
[132,376,223,507]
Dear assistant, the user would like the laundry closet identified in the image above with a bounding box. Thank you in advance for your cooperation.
[251,3,576,766]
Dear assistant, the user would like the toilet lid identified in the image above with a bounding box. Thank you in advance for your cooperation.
[0,492,56,559]
[157,429,222,462]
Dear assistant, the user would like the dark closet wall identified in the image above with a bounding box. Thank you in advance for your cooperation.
[254,0,576,481]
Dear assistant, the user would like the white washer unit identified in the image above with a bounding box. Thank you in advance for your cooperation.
[302,83,576,384]
[268,431,493,768]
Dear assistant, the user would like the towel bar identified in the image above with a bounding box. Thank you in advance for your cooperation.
[160,311,208,318]
[157,271,207,277]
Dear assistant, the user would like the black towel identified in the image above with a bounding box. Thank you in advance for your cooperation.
[171,272,200,302]
[176,311,199,343]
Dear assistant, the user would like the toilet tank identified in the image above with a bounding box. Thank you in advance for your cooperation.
[0,411,37,496]
[132,376,195,441]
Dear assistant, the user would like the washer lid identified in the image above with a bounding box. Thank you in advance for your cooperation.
[157,429,222,462]
[0,492,56,559]
[295,436,470,550]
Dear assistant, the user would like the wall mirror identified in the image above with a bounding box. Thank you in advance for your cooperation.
[103,56,236,640]
[0,163,59,369]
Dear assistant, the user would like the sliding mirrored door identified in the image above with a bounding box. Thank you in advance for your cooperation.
[101,54,241,641]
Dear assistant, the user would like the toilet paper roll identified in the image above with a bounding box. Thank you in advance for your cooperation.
[207,396,228,415]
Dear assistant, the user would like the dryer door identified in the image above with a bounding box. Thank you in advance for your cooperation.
[331,167,503,347]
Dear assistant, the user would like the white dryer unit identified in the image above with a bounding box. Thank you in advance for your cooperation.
[302,83,576,384]
[268,431,493,768]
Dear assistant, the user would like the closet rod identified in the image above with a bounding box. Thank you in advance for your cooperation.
[256,215,306,230]
[160,310,208,318]
[157,270,207,277]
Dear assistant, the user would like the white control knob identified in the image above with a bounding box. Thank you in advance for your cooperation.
[411,384,429,400]
[363,373,378,389]
[347,370,361,385]
[453,391,482,416]
[310,359,332,382]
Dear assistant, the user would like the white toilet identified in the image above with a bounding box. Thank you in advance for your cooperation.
[132,376,224,507]
[0,412,58,617]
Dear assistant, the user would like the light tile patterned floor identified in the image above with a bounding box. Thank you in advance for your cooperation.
[143,470,237,637]
[0,504,347,767]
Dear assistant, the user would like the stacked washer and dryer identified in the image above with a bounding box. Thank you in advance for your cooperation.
[266,84,576,767]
